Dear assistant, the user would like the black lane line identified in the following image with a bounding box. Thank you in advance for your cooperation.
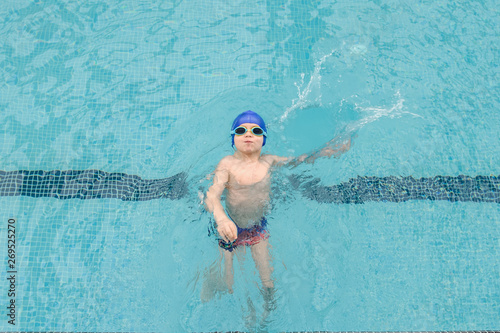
[0,170,188,201]
[289,174,500,204]
[1,170,498,204]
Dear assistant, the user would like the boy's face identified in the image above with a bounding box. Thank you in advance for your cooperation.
[233,122,264,153]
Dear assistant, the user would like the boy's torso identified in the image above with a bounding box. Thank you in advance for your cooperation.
[226,154,273,185]
[224,154,274,228]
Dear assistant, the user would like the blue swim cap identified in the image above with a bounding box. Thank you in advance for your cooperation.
[231,110,267,147]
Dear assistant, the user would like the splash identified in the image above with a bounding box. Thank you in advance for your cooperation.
[344,91,422,135]
[280,50,336,123]
[277,49,421,142]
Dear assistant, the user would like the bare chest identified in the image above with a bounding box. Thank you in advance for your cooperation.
[229,161,270,186]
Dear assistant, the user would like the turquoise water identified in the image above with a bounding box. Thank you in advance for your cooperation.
[0,0,499,332]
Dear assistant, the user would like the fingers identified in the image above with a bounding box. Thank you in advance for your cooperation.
[227,225,237,242]
[218,224,237,243]
[224,232,237,243]
[221,230,231,242]
[219,228,230,242]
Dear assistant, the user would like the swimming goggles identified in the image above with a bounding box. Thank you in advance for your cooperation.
[230,126,267,137]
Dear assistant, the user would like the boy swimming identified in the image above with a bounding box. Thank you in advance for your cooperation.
[204,110,350,295]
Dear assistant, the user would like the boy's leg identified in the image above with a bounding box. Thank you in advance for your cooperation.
[251,239,276,327]
[250,239,274,288]
[221,247,235,292]
[201,249,227,302]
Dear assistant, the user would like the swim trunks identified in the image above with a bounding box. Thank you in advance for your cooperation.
[209,218,269,252]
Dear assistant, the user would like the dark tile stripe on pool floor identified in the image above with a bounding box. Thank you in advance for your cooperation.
[0,170,498,204]
[0,170,188,201]
[291,174,500,204]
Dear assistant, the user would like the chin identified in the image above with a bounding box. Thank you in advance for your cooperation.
[236,145,261,153]
[235,141,263,150]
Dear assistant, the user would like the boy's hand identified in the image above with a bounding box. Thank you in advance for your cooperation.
[217,217,238,243]
[323,137,351,157]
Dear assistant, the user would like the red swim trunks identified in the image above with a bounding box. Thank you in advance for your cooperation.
[218,218,269,252]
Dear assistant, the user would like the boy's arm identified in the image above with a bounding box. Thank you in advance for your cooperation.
[269,137,351,167]
[204,158,238,242]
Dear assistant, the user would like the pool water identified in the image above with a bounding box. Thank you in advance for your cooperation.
[0,0,499,332]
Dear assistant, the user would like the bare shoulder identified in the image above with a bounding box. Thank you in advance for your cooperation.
[217,155,236,168]
[210,156,234,184]
[215,155,240,177]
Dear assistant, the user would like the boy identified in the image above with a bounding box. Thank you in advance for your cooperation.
[204,110,350,295]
